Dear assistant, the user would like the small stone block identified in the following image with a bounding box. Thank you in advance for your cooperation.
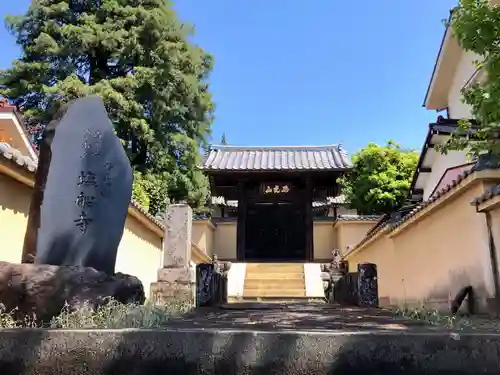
[150,282,194,305]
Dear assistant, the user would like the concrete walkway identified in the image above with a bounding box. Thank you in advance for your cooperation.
[163,302,454,332]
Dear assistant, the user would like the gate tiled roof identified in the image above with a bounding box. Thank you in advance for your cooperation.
[201,145,352,171]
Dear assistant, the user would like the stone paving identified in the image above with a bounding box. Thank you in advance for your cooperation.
[164,302,457,332]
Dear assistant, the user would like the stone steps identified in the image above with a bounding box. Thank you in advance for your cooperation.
[245,273,304,280]
[242,263,306,299]
[242,289,306,298]
[227,297,316,303]
[244,279,305,289]
[247,263,303,269]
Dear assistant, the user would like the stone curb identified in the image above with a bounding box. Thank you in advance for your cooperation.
[0,328,499,374]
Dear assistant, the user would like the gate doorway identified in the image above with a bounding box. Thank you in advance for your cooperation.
[244,201,306,261]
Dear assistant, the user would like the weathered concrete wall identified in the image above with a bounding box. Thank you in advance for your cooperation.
[0,328,499,374]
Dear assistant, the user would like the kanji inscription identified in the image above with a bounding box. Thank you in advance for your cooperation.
[263,183,291,194]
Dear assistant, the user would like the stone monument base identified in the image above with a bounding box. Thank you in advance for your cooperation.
[0,261,145,324]
[150,267,195,305]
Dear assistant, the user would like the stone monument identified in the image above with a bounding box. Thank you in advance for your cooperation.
[22,100,71,264]
[27,96,132,275]
[0,96,144,323]
[150,204,196,304]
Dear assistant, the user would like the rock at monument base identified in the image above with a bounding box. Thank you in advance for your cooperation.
[0,261,145,324]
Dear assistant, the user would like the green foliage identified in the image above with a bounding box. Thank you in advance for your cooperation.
[439,0,500,157]
[133,171,170,216]
[132,173,151,211]
[339,141,419,215]
[0,0,214,213]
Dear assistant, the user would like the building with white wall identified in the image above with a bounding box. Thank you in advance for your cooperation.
[411,6,488,202]
[423,9,485,119]
[409,118,474,201]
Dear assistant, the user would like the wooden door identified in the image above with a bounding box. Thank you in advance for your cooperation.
[244,202,306,261]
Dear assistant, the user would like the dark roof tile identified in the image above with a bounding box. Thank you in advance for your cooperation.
[336,214,381,221]
[201,145,352,171]
[472,184,500,206]
[0,142,37,171]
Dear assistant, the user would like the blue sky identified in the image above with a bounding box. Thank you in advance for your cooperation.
[0,0,456,154]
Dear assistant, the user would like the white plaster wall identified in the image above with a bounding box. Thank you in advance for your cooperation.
[227,263,246,298]
[447,50,480,119]
[423,151,469,200]
[337,206,358,216]
[115,216,163,300]
[303,263,325,298]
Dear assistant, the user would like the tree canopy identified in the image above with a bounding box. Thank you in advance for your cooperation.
[339,141,419,215]
[440,0,500,158]
[0,0,214,215]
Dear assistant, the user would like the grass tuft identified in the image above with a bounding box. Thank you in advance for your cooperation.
[392,306,494,330]
[0,299,193,329]
[395,307,460,328]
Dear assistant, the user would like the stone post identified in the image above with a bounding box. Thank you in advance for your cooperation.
[150,204,195,304]
[196,263,216,307]
[357,263,378,308]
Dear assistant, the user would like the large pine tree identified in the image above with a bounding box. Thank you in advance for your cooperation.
[0,0,214,215]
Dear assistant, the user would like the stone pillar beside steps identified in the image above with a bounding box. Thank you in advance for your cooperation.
[357,263,378,308]
[150,204,196,305]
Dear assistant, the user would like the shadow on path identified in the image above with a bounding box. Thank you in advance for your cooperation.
[102,303,500,374]
[162,302,451,332]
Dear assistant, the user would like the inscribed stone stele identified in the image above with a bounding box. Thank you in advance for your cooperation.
[33,96,133,275]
